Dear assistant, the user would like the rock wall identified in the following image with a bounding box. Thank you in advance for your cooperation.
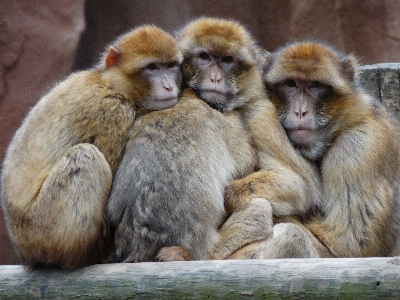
[0,0,85,264]
[75,0,400,70]
[1,0,400,265]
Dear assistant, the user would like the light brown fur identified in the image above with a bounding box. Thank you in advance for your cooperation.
[1,25,182,269]
[232,41,400,259]
[106,87,256,263]
[105,18,268,263]
[129,18,321,261]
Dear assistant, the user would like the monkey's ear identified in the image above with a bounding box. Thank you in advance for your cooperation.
[255,48,272,73]
[341,54,359,82]
[105,47,121,68]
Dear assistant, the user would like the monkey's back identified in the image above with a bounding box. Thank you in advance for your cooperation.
[1,70,135,253]
[312,92,400,257]
[107,89,255,262]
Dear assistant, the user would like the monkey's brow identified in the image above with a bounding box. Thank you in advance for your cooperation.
[136,57,177,66]
[191,46,238,58]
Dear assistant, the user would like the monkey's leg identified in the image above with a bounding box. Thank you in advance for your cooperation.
[228,222,333,259]
[208,198,273,260]
[21,143,112,269]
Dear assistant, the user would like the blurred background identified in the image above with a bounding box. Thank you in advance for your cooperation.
[1,0,399,264]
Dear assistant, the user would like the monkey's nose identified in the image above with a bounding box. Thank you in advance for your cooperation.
[210,71,222,85]
[295,110,308,119]
[162,78,174,92]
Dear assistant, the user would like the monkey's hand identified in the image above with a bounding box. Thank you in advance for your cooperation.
[224,172,275,212]
[224,178,255,212]
[208,198,273,260]
[156,246,193,262]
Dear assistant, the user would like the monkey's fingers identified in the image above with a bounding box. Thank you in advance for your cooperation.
[224,179,255,212]
[156,246,193,262]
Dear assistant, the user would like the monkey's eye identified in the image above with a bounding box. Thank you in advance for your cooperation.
[283,79,297,88]
[221,56,234,63]
[167,61,178,68]
[309,81,324,89]
[199,52,210,60]
[146,63,158,71]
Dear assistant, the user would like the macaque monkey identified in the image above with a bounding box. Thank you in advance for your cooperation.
[1,25,182,269]
[106,88,257,262]
[106,18,321,263]
[230,41,400,259]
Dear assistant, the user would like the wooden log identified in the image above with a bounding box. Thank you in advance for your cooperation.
[360,63,400,118]
[1,257,400,299]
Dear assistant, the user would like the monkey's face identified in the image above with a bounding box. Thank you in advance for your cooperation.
[271,78,335,161]
[102,25,184,111]
[265,41,359,161]
[183,48,254,113]
[178,17,260,113]
[106,58,182,111]
[137,60,182,110]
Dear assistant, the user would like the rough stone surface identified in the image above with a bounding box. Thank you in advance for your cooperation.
[1,0,400,265]
[75,0,400,69]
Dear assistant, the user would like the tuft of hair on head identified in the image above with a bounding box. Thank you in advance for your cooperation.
[265,40,360,92]
[176,17,259,64]
[102,25,183,70]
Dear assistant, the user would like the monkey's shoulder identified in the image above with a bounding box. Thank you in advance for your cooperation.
[325,95,400,173]
[21,69,134,131]
[131,93,242,139]
[5,68,136,180]
[369,96,400,129]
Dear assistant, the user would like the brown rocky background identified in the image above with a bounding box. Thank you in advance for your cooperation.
[0,0,399,265]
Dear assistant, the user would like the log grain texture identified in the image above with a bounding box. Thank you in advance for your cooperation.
[1,64,400,299]
[1,257,400,299]
[360,63,400,118]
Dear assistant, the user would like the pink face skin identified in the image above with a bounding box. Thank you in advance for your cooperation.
[141,61,181,110]
[191,48,237,104]
[276,78,328,146]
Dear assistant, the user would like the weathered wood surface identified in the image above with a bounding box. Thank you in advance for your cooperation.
[360,63,400,118]
[0,257,400,299]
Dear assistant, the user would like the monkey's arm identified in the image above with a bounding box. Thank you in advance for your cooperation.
[307,119,400,257]
[207,142,320,260]
[224,162,316,217]
[226,98,321,217]
[210,156,320,259]
[208,159,319,260]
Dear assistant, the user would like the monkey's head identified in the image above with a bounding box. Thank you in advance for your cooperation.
[177,17,266,113]
[264,41,362,161]
[100,25,183,110]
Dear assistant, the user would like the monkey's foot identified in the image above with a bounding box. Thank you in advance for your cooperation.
[156,246,193,262]
[208,198,273,260]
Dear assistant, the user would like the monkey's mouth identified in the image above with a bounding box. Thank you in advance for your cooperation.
[147,97,178,110]
[287,127,314,144]
[156,97,178,103]
[199,90,228,102]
